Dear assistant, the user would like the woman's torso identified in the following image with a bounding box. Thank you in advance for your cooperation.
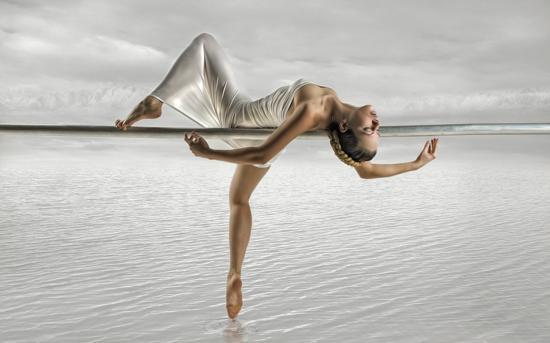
[231,79,338,129]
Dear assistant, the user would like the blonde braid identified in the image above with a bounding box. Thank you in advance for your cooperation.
[327,129,362,167]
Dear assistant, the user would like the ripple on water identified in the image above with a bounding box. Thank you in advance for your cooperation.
[203,318,260,339]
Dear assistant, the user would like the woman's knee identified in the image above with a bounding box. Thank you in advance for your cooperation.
[229,164,270,207]
[229,193,250,207]
[193,32,217,45]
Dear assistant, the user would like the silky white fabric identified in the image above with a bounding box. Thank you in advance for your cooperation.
[149,32,313,168]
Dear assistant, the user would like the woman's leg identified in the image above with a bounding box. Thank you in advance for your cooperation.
[149,32,248,128]
[115,95,163,131]
[115,32,247,131]
[226,163,271,319]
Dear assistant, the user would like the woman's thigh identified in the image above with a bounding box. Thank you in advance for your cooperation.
[150,32,245,128]
[229,164,271,206]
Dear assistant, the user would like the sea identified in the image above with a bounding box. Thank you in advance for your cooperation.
[1,132,549,342]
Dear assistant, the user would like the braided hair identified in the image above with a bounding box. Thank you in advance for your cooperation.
[326,122,377,167]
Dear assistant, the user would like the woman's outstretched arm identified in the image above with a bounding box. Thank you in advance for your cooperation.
[186,100,323,165]
[354,160,421,179]
[354,138,438,179]
[205,145,264,165]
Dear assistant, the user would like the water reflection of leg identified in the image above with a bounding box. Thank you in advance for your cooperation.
[203,317,259,342]
[222,319,260,342]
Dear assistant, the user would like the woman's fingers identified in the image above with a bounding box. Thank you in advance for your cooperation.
[185,133,195,145]
[184,132,201,145]
[429,138,438,157]
[190,131,203,143]
[421,138,438,158]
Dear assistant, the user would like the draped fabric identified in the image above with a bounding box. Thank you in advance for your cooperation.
[149,32,313,168]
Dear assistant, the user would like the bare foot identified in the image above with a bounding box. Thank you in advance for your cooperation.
[226,271,243,319]
[115,95,163,131]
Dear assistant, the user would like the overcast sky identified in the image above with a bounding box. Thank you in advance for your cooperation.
[1,0,549,161]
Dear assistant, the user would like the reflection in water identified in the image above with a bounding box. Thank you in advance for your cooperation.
[203,318,260,342]
[1,135,550,342]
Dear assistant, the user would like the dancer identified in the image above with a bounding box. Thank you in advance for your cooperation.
[115,32,438,319]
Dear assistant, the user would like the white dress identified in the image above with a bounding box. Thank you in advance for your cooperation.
[148,32,313,168]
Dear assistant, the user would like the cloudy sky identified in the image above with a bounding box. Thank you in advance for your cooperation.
[1,0,549,161]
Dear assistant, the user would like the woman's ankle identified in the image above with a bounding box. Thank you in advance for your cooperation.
[145,95,162,109]
[227,270,241,278]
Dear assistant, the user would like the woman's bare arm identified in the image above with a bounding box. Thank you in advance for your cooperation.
[354,138,438,179]
[354,161,421,179]
[204,145,264,165]
[198,100,323,165]
[256,100,321,164]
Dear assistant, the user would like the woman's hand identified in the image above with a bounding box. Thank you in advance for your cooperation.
[414,137,438,168]
[184,131,211,159]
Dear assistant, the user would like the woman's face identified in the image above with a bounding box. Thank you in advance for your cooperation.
[350,105,380,151]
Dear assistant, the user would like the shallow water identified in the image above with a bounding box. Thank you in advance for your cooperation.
[1,134,550,342]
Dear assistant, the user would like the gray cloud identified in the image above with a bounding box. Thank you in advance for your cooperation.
[1,0,549,127]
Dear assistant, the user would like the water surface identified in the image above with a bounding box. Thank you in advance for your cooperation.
[1,134,549,342]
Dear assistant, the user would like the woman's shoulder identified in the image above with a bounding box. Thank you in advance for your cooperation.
[294,82,338,101]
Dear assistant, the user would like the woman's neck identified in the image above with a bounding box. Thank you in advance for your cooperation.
[318,99,357,131]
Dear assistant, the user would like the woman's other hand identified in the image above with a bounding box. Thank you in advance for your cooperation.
[184,131,211,159]
[414,137,438,168]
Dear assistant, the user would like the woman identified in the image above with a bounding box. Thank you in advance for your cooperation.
[115,32,439,319]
